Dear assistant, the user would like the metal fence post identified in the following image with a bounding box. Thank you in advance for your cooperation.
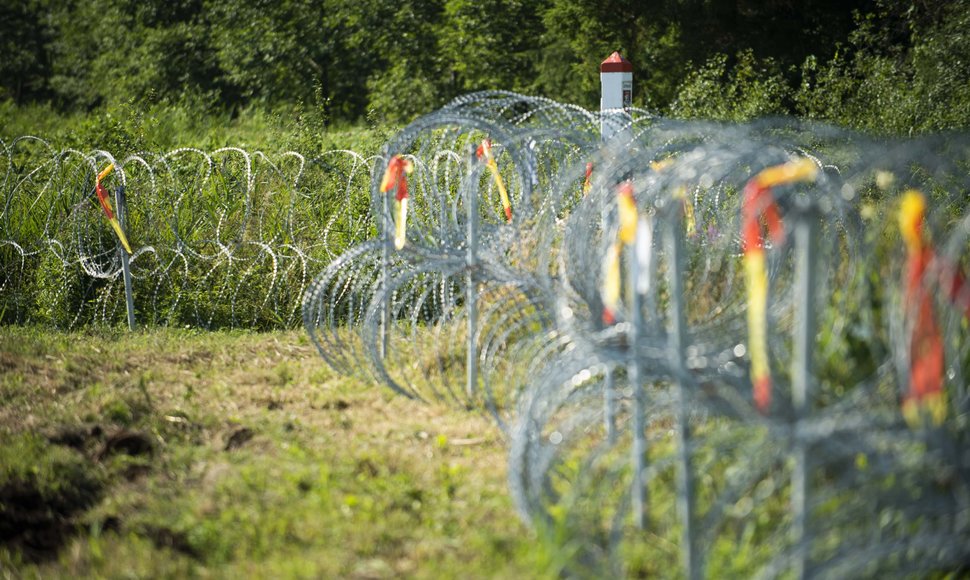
[629,227,647,530]
[380,168,391,360]
[604,367,617,443]
[466,154,480,399]
[114,184,136,330]
[665,210,699,579]
[791,202,819,579]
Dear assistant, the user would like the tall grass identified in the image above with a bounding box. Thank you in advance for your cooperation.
[1,101,391,328]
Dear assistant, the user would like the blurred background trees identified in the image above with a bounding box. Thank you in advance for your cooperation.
[2,0,968,132]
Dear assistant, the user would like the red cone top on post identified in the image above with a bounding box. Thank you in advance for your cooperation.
[600,52,633,73]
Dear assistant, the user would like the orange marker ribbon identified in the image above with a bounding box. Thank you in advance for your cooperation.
[741,158,817,413]
[616,181,638,245]
[602,181,639,324]
[95,164,133,254]
[602,242,622,325]
[898,190,947,426]
[381,155,414,250]
[477,140,512,223]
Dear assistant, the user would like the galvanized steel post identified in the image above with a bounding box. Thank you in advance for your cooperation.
[791,202,819,579]
[629,222,647,530]
[665,211,699,579]
[466,150,481,399]
[114,184,136,330]
[604,367,617,443]
[380,158,391,360]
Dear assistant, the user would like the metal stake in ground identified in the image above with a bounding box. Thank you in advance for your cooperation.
[665,209,699,579]
[791,201,820,579]
[629,214,647,530]
[114,184,136,330]
[466,150,483,399]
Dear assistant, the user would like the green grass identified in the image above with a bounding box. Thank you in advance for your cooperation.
[0,106,385,328]
[0,100,392,154]
[0,326,554,578]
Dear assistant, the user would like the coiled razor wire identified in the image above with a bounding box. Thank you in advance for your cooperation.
[303,92,642,413]
[303,93,969,576]
[508,128,970,577]
[0,138,378,328]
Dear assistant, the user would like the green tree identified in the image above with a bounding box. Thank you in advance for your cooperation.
[537,0,644,108]
[535,0,869,112]
[669,50,791,121]
[5,0,970,132]
[366,0,447,124]
[44,0,223,108]
[0,0,55,102]
[206,0,394,120]
[439,0,546,94]
[795,1,970,133]
[206,0,328,106]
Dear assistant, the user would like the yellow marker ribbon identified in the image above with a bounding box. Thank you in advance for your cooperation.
[742,158,818,413]
[898,190,946,427]
[95,163,133,254]
[617,182,638,245]
[479,140,512,222]
[601,182,639,324]
[395,196,409,251]
[602,241,622,325]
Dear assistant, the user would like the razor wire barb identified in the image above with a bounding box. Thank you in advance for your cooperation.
[301,92,970,577]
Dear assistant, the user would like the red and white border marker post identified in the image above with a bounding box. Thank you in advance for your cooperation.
[600,51,633,141]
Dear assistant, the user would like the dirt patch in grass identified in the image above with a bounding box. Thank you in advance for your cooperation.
[0,434,105,563]
[0,327,539,577]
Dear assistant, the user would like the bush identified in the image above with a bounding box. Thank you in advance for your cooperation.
[669,50,792,122]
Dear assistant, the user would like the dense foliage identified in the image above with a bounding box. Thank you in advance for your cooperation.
[2,0,970,132]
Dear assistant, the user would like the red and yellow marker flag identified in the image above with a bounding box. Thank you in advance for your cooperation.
[477,139,512,223]
[617,181,638,245]
[602,241,622,325]
[380,155,414,250]
[583,162,593,196]
[741,158,817,413]
[898,190,946,426]
[602,181,639,324]
[95,164,133,254]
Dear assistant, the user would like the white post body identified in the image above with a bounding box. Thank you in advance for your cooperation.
[600,51,633,141]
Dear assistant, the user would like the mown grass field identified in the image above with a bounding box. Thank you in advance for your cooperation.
[0,327,560,578]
